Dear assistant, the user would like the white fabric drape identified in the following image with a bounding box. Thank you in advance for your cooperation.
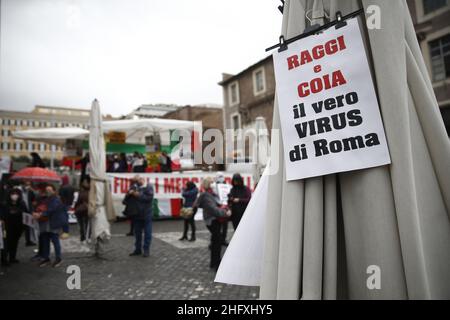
[216,0,450,300]
[88,99,111,240]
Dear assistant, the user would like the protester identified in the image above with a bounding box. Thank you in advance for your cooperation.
[214,172,229,246]
[128,176,154,257]
[0,188,27,265]
[76,153,90,186]
[123,177,139,236]
[59,179,75,239]
[33,185,66,267]
[30,152,45,168]
[118,153,128,172]
[106,154,115,173]
[74,179,90,243]
[193,177,231,271]
[20,180,36,246]
[227,173,251,230]
[179,181,199,242]
[132,152,146,173]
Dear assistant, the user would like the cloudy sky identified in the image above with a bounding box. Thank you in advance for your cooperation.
[0,0,282,116]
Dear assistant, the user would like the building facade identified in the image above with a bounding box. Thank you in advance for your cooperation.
[219,56,275,162]
[407,0,450,134]
[0,105,112,160]
[163,104,224,170]
[125,104,181,119]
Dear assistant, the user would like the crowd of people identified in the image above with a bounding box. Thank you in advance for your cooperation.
[120,172,252,271]
[180,173,251,271]
[1,150,252,274]
[0,179,72,268]
[104,151,172,174]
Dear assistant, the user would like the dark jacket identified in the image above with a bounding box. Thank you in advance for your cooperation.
[74,188,89,218]
[0,199,27,228]
[124,184,154,220]
[118,160,128,172]
[227,186,252,216]
[59,184,75,207]
[135,184,154,220]
[194,190,226,226]
[20,187,35,213]
[182,186,198,208]
[42,195,67,230]
[122,183,139,218]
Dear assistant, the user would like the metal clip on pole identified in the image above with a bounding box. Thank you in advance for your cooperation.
[278,0,285,14]
[278,35,288,52]
[335,11,347,29]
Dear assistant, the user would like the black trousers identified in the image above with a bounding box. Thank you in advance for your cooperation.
[221,220,228,243]
[5,222,23,261]
[231,212,244,230]
[129,219,135,234]
[207,220,222,269]
[182,215,196,238]
[77,215,89,241]
[24,226,35,244]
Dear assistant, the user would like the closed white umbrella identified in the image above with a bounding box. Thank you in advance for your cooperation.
[217,0,450,300]
[88,99,116,257]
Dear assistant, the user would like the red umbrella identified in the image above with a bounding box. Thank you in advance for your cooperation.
[11,167,61,183]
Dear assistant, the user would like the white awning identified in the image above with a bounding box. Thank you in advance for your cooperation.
[12,118,200,145]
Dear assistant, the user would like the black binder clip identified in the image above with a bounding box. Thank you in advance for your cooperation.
[278,0,285,14]
[278,35,288,52]
[335,11,347,29]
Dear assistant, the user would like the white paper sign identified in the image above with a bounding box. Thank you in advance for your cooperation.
[216,183,232,205]
[273,17,391,181]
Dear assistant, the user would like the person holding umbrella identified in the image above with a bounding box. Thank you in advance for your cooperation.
[33,185,66,268]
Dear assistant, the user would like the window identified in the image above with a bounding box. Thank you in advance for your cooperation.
[231,113,241,130]
[229,82,239,106]
[2,142,10,151]
[40,143,45,151]
[15,142,23,151]
[2,129,8,137]
[429,34,450,81]
[253,67,266,95]
[423,0,448,14]
[28,142,33,151]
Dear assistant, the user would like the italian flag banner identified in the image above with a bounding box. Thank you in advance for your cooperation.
[107,172,254,219]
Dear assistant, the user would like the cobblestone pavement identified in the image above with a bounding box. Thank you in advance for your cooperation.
[0,220,259,300]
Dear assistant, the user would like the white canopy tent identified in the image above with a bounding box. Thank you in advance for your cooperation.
[12,127,89,145]
[12,118,200,145]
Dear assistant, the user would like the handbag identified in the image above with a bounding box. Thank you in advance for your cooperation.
[180,207,194,219]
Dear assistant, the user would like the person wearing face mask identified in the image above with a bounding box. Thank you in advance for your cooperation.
[0,188,27,265]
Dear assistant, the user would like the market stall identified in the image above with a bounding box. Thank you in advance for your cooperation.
[11,117,256,219]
